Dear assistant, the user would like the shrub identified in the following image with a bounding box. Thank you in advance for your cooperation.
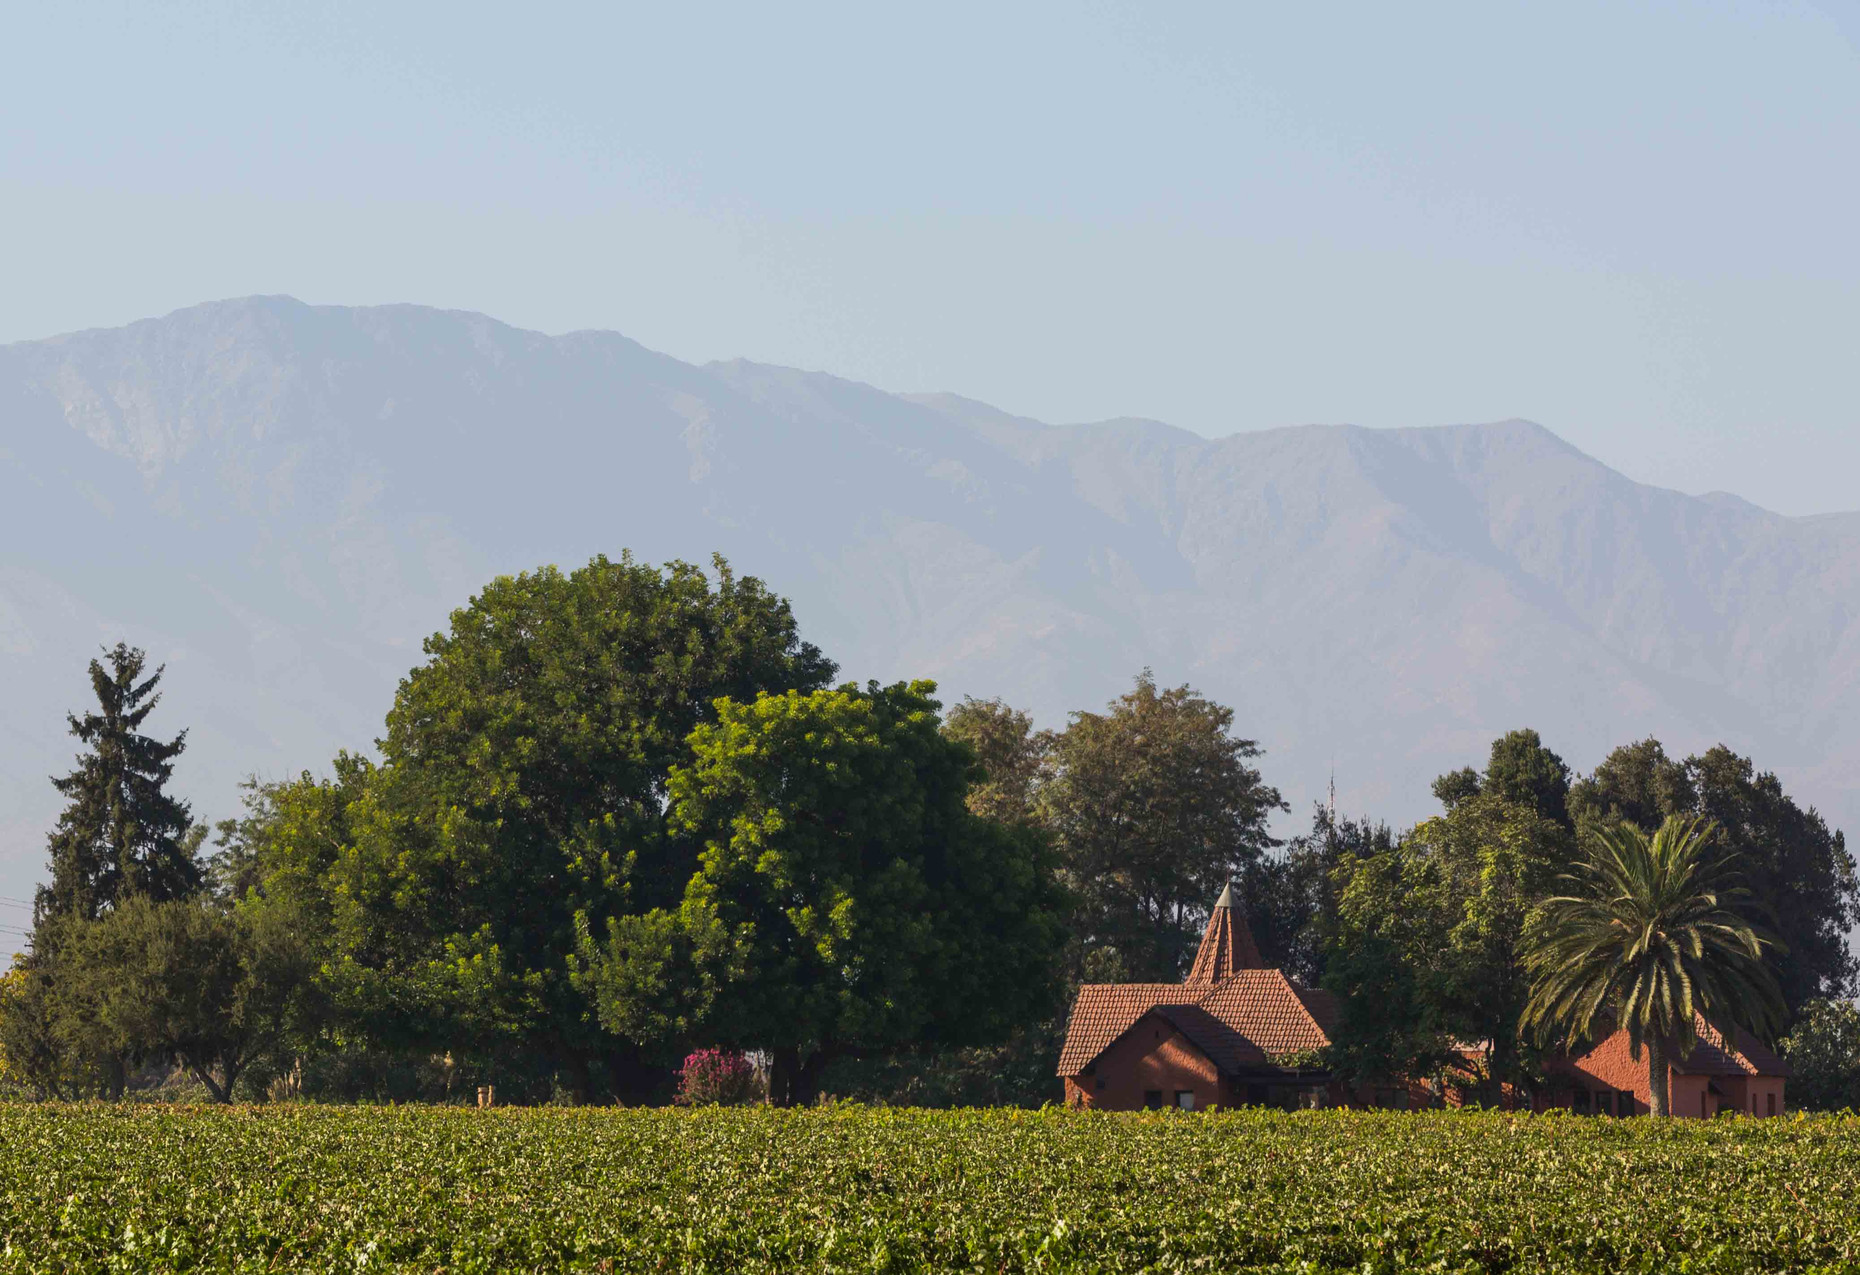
[674,1048,762,1106]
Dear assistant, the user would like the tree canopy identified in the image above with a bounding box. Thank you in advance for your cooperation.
[1569,739,1858,1009]
[576,681,1064,1104]
[1328,789,1571,1094]
[1042,672,1285,981]
[10,568,1844,1113]
[941,696,1049,826]
[250,554,838,1097]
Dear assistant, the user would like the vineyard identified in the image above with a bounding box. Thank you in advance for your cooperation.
[1,1105,1857,1273]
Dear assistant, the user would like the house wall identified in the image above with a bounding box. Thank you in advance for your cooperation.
[1729,1075,1786,1118]
[1062,1016,1221,1111]
[1668,1074,1712,1119]
[1539,1029,1785,1118]
[1543,1029,1653,1115]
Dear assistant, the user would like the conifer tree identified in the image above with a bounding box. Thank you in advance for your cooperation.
[36,643,199,925]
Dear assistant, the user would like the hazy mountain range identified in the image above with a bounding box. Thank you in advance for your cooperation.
[4,296,1856,918]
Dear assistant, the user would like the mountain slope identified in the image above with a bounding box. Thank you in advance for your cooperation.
[3,297,1856,911]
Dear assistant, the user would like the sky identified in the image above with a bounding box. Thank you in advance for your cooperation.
[3,1,1857,514]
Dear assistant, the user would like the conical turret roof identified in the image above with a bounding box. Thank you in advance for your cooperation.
[1185,883,1264,983]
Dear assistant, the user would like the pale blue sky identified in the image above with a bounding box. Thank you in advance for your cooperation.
[3,1,1857,513]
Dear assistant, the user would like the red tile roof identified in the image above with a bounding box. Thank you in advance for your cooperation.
[1673,1018,1790,1078]
[1150,1003,1269,1072]
[1196,970,1334,1057]
[1290,983,1341,1037]
[1055,984,1188,1076]
[1056,968,1335,1076]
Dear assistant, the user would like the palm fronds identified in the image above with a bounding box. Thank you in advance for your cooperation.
[1521,815,1784,1100]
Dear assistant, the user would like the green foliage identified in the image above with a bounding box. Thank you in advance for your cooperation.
[1431,766,1484,811]
[818,1020,1068,1108]
[1566,737,1695,831]
[568,906,726,1055]
[1428,730,1570,828]
[1481,728,1574,829]
[1329,791,1570,1093]
[1782,999,1860,1112]
[627,681,1065,1103]
[1042,672,1285,980]
[1523,815,1786,1116]
[1245,805,1396,987]
[1569,739,1859,1009]
[214,760,370,928]
[38,642,199,924]
[4,1106,1860,1272]
[0,964,77,1099]
[942,695,1051,825]
[256,554,835,1093]
[22,897,315,1103]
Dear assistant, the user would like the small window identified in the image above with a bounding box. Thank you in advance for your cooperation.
[1143,1090,1163,1110]
[1619,1091,1635,1116]
[1095,1076,1107,1092]
[1768,1092,1777,1117]
[1246,1083,1269,1106]
[1573,1089,1592,1114]
[1175,1090,1195,1111]
[1594,1091,1612,1116]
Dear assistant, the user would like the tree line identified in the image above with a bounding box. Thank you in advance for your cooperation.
[3,551,1857,1107]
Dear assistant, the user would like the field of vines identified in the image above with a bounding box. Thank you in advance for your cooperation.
[1,1105,1857,1274]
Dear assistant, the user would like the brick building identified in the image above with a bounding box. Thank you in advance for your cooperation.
[1534,1017,1789,1118]
[1058,886,1790,1116]
[1056,885,1344,1110]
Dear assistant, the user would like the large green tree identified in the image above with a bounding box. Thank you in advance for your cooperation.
[1041,673,1284,980]
[0,963,78,1099]
[45,896,314,1103]
[1329,790,1569,1096]
[1325,730,1578,1096]
[37,643,199,924]
[1522,815,1786,1116]
[1569,739,1858,1010]
[582,681,1064,1105]
[256,554,836,1098]
[1331,729,1577,1087]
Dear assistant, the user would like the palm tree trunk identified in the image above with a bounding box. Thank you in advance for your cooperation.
[1647,1036,1669,1117]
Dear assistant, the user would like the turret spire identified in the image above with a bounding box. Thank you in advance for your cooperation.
[1185,882,1264,983]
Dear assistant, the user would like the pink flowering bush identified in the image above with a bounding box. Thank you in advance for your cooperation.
[675,1049,762,1106]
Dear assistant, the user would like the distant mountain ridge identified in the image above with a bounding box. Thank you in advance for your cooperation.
[4,296,1857,910]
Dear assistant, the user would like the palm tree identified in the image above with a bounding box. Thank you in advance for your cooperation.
[1521,814,1784,1116]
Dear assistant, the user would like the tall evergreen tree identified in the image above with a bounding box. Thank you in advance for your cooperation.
[36,643,199,925]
